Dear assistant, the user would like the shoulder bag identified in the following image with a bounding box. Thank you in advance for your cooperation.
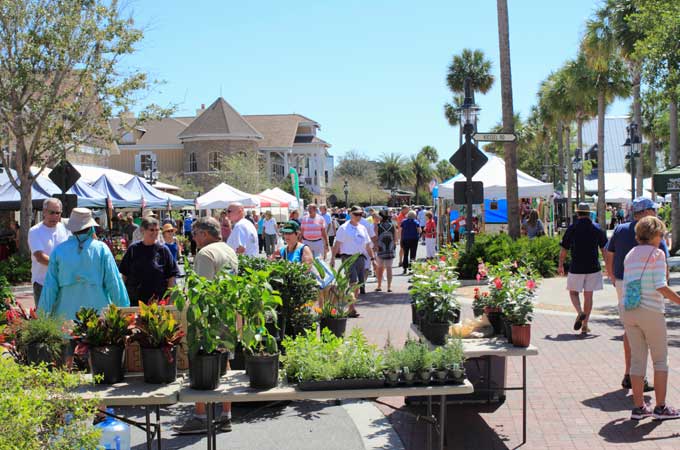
[624,249,655,311]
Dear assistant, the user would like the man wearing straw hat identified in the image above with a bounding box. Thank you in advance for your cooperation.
[39,208,129,320]
[558,203,608,335]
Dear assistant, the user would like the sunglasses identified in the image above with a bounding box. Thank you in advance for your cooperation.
[46,209,62,215]
[351,212,363,216]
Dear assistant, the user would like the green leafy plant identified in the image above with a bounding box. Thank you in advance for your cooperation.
[313,254,361,318]
[1,306,65,364]
[431,337,465,370]
[169,266,238,356]
[130,301,185,362]
[236,268,282,355]
[73,305,134,355]
[398,338,430,372]
[282,328,384,382]
[409,260,460,323]
[0,255,31,284]
[0,357,101,449]
[0,275,16,320]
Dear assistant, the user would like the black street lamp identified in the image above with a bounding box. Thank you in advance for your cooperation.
[572,148,583,203]
[144,159,160,185]
[343,179,349,207]
[622,123,641,202]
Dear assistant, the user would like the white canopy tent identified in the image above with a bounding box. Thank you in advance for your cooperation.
[196,183,260,209]
[437,154,554,199]
[259,187,301,210]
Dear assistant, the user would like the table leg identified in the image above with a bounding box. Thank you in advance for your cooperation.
[206,402,214,450]
[523,355,527,445]
[145,407,152,450]
[212,403,217,450]
[439,395,446,450]
[156,405,161,450]
[427,396,432,450]
[486,355,492,404]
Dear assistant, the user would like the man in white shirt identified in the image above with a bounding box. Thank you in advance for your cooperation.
[319,204,331,226]
[331,205,376,316]
[226,202,259,256]
[28,198,71,307]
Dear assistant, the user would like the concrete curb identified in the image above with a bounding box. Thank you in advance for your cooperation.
[342,399,405,450]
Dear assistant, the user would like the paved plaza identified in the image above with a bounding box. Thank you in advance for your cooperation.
[13,244,680,449]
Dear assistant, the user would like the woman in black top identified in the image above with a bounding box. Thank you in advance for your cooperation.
[119,217,180,305]
[375,209,396,292]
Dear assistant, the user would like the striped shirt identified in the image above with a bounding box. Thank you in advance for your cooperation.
[300,215,325,241]
[623,245,667,313]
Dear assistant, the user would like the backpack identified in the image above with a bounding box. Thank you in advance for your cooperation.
[377,222,395,259]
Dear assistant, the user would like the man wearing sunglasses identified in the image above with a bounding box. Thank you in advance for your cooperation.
[226,202,259,256]
[28,198,71,307]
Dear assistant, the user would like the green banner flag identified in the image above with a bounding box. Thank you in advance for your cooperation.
[289,167,300,202]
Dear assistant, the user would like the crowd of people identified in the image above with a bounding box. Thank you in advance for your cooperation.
[558,197,680,421]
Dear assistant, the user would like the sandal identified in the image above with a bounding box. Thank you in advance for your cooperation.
[375,288,382,292]
[387,289,392,293]
[347,311,360,318]
[574,313,586,331]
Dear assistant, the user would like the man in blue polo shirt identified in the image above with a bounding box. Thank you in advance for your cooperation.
[558,203,608,335]
[605,197,668,391]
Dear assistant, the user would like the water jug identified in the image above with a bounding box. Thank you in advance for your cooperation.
[95,408,131,450]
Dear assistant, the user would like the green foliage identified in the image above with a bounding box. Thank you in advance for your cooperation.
[456,233,560,278]
[279,180,313,206]
[377,153,409,191]
[383,337,465,372]
[410,258,460,323]
[477,260,538,324]
[73,305,133,353]
[430,338,465,370]
[0,255,31,284]
[314,254,360,318]
[0,357,101,450]
[235,268,282,355]
[2,308,66,363]
[130,301,185,362]
[398,338,430,372]
[0,275,16,317]
[282,328,383,382]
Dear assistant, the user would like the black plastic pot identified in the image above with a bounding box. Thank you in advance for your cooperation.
[141,347,177,384]
[189,353,221,390]
[89,345,125,384]
[319,317,347,338]
[486,311,504,335]
[298,378,384,391]
[410,302,417,325]
[423,321,450,345]
[246,353,279,389]
[503,320,514,344]
[230,342,246,371]
[472,306,484,317]
[25,342,58,366]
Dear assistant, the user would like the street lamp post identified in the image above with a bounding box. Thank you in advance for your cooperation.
[622,123,641,202]
[458,78,480,252]
[144,159,160,185]
[572,149,583,203]
[343,179,349,207]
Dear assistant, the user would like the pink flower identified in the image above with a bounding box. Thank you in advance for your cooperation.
[476,274,481,281]
[526,280,536,290]
[440,256,446,262]
[493,278,503,290]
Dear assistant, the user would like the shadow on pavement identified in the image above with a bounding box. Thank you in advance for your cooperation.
[543,333,599,341]
[581,390,652,413]
[598,417,679,444]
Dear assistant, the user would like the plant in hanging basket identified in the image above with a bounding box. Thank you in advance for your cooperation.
[169,265,239,390]
[0,305,66,366]
[129,301,185,383]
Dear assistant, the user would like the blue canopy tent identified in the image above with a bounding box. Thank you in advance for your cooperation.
[91,175,142,208]
[123,176,193,209]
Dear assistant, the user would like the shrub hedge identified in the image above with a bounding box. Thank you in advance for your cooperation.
[0,255,31,284]
[456,234,562,279]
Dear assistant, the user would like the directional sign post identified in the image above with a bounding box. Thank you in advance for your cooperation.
[473,132,517,142]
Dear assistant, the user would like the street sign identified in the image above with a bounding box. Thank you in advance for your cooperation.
[449,142,488,178]
[473,132,516,142]
[453,181,484,205]
[49,160,81,193]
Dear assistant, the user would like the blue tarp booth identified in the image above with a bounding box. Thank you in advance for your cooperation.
[0,174,107,210]
[448,199,509,225]
[123,176,194,209]
[91,174,142,208]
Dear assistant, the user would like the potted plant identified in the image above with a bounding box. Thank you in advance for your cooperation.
[431,347,449,383]
[74,305,133,384]
[505,280,536,348]
[169,266,238,390]
[382,344,401,386]
[399,338,429,385]
[0,275,17,325]
[472,288,488,318]
[1,305,66,367]
[129,301,185,383]
[313,255,360,338]
[236,267,283,389]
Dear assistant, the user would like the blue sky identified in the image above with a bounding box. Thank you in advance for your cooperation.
[124,0,628,163]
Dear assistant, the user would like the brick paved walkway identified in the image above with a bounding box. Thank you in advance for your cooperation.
[350,276,680,450]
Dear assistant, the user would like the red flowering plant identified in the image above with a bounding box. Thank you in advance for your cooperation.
[73,305,134,356]
[129,301,185,363]
[483,259,539,315]
[0,303,37,360]
[1,304,67,364]
[437,245,461,271]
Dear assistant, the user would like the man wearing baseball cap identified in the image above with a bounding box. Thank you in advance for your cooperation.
[558,203,608,335]
[605,197,668,391]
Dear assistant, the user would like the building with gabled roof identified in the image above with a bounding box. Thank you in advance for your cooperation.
[108,97,333,202]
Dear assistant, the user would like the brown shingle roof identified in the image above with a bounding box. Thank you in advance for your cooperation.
[242,114,321,148]
[178,97,262,141]
[112,116,194,146]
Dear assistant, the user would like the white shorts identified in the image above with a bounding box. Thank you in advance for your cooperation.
[303,239,325,258]
[566,271,604,292]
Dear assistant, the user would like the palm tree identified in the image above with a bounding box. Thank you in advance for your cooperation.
[446,49,495,95]
[377,153,409,204]
[435,160,457,181]
[410,154,433,204]
[418,145,438,164]
[582,9,631,227]
[497,0,520,238]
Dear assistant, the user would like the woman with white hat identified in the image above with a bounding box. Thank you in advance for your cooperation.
[39,208,130,321]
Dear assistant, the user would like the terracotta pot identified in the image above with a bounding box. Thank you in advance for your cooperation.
[511,324,531,347]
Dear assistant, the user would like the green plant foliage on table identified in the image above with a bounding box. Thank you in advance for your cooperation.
[282,328,384,382]
[313,254,362,317]
[409,259,460,323]
[1,305,66,364]
[0,254,31,284]
[477,259,537,324]
[0,275,17,320]
[456,233,561,278]
[0,357,101,450]
[383,336,465,372]
[72,305,134,355]
[234,268,282,356]
[129,301,185,362]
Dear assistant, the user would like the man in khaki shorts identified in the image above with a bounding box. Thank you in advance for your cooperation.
[558,203,608,334]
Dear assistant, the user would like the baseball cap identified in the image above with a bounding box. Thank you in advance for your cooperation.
[280,220,300,233]
[632,197,659,213]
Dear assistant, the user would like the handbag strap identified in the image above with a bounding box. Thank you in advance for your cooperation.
[637,248,656,281]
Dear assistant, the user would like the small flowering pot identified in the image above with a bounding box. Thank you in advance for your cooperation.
[511,324,531,348]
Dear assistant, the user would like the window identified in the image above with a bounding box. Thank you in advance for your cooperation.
[188,152,197,172]
[120,132,135,144]
[209,152,222,171]
[140,154,154,172]
[325,170,329,184]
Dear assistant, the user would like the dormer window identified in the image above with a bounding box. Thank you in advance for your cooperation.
[120,132,136,144]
